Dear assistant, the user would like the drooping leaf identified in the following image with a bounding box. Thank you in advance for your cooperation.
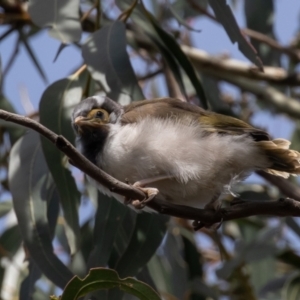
[116,0,188,102]
[82,21,144,105]
[244,0,279,66]
[60,268,162,300]
[28,0,81,44]
[0,201,12,218]
[39,77,82,255]
[140,4,208,108]
[0,94,24,144]
[19,260,42,300]
[165,230,189,299]
[87,193,128,268]
[208,0,263,70]
[168,4,202,32]
[113,213,168,278]
[282,272,300,300]
[8,131,74,288]
[0,225,22,258]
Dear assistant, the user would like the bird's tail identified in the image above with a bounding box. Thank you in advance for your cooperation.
[258,138,300,178]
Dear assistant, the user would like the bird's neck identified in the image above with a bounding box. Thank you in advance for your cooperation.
[77,129,108,166]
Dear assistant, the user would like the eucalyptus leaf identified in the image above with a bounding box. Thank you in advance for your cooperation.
[282,272,300,300]
[113,213,168,278]
[39,77,82,255]
[244,0,279,66]
[60,268,162,300]
[140,4,208,108]
[28,0,81,44]
[208,0,263,69]
[82,21,144,105]
[0,201,12,218]
[8,131,74,288]
[87,193,128,268]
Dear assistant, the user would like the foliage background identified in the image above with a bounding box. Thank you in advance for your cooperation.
[1,0,300,299]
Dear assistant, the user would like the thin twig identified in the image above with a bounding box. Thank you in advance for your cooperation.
[242,28,300,62]
[1,110,300,226]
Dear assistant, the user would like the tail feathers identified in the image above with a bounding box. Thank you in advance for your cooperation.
[258,138,300,179]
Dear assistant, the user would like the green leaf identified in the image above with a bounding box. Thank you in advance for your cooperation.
[28,0,81,43]
[8,131,74,288]
[140,4,208,108]
[113,213,168,278]
[39,77,82,255]
[87,193,128,268]
[19,260,42,300]
[60,268,162,300]
[0,94,24,144]
[244,0,279,66]
[282,272,300,300]
[208,0,263,69]
[82,21,144,104]
[0,225,22,258]
[0,201,12,218]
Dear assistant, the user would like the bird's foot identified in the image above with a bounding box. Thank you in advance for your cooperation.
[124,180,159,209]
[131,187,159,209]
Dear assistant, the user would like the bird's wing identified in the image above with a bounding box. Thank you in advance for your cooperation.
[121,98,270,141]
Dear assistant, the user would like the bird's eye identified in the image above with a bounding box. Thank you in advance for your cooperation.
[95,110,103,118]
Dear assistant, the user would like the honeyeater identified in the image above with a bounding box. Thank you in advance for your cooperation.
[72,96,300,210]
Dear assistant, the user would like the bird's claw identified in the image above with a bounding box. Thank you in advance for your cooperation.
[124,182,159,209]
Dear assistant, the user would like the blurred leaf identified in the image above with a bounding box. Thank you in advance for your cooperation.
[244,0,279,66]
[168,4,201,32]
[60,268,162,300]
[87,194,128,268]
[208,0,263,69]
[283,272,300,300]
[0,225,22,258]
[0,201,12,218]
[8,131,74,288]
[28,0,81,43]
[259,276,288,299]
[286,217,300,238]
[39,77,82,255]
[190,278,218,300]
[82,21,144,105]
[217,227,278,280]
[277,249,300,269]
[113,213,168,278]
[200,75,233,115]
[172,0,208,19]
[117,0,188,102]
[19,260,42,300]
[0,94,24,144]
[108,209,137,268]
[162,230,189,299]
[140,4,208,108]
[182,233,205,300]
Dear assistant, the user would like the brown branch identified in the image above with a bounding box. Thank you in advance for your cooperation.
[181,45,300,86]
[242,28,300,62]
[1,109,300,226]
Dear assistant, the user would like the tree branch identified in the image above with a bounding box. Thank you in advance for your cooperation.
[1,109,300,227]
[181,45,300,86]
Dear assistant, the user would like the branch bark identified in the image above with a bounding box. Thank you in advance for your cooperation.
[2,109,300,227]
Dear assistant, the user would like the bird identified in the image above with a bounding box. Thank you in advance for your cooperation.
[72,95,300,212]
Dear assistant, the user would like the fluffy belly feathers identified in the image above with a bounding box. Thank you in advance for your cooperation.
[96,118,269,208]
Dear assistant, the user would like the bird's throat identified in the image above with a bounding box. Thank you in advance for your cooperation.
[78,127,109,165]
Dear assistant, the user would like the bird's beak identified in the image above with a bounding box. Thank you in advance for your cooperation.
[74,116,101,133]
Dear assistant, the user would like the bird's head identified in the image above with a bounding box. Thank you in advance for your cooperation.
[72,95,123,136]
